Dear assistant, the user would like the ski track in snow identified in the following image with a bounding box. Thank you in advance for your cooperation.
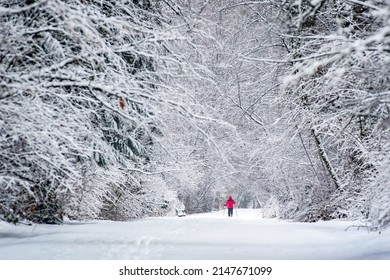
[0,209,390,260]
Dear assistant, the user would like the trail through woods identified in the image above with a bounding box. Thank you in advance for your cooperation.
[1,209,389,260]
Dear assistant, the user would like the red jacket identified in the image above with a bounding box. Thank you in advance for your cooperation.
[225,196,236,209]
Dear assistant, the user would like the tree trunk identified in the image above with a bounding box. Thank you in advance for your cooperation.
[311,129,341,191]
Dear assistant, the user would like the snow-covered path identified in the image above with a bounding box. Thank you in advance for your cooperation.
[1,209,389,260]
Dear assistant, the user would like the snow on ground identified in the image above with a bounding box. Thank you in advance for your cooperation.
[0,209,390,260]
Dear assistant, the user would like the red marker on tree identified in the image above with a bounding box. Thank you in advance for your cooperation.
[119,97,125,109]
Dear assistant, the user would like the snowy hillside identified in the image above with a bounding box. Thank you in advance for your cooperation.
[1,209,389,260]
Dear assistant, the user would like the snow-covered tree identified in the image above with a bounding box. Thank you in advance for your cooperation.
[0,0,219,223]
[279,0,390,226]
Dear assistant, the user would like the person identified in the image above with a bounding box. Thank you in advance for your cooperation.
[225,196,236,217]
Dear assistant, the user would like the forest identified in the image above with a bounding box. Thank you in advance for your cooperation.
[0,0,389,231]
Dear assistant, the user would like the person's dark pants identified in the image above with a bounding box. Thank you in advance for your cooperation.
[228,208,233,217]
